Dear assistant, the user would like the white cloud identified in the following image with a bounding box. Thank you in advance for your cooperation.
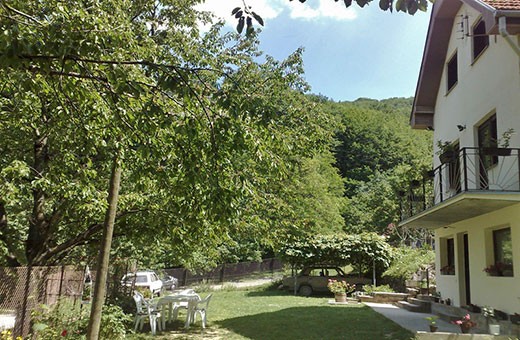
[197,0,283,24]
[197,0,357,28]
[285,0,357,21]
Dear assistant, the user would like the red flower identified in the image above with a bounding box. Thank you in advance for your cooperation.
[61,329,68,337]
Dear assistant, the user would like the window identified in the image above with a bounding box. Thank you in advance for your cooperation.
[447,52,458,92]
[472,19,489,61]
[490,228,514,277]
[478,114,498,169]
[440,237,455,275]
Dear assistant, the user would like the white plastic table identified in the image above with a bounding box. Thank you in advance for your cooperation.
[154,290,200,329]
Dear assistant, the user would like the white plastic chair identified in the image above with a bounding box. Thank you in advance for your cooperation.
[133,291,162,335]
[190,294,212,328]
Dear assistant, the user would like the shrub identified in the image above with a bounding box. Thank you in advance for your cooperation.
[363,284,394,294]
[32,299,131,339]
[0,330,22,340]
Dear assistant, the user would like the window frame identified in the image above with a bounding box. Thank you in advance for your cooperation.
[492,227,514,277]
[472,18,489,62]
[446,51,458,93]
[478,114,498,169]
[440,237,456,275]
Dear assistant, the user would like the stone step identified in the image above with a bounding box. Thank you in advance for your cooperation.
[398,300,430,313]
[416,294,439,303]
[408,297,432,312]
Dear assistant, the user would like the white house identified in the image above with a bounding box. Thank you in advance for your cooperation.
[400,0,520,316]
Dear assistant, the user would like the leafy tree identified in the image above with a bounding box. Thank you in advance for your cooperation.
[383,246,434,280]
[0,1,340,336]
[382,245,434,290]
[324,98,432,235]
[278,233,393,274]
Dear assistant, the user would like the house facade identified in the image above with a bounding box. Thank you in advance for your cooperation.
[401,0,520,315]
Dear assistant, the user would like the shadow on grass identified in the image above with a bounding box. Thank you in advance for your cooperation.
[215,305,414,340]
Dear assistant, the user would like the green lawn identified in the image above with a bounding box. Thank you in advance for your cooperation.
[128,286,414,339]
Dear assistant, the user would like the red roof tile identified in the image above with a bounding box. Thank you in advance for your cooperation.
[481,0,520,10]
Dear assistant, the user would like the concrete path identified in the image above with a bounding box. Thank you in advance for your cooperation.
[365,302,463,333]
[0,314,15,331]
[209,276,280,290]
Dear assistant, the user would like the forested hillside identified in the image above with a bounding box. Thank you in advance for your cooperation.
[327,97,432,238]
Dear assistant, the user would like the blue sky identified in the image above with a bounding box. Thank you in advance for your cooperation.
[198,0,431,102]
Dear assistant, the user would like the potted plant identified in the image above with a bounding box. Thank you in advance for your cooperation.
[432,291,441,303]
[483,262,513,276]
[482,128,515,156]
[440,265,455,275]
[451,314,477,333]
[437,140,458,164]
[327,279,353,303]
[482,306,500,335]
[425,316,439,332]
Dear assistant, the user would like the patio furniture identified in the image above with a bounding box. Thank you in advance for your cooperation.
[190,294,212,329]
[133,291,162,335]
[155,290,200,329]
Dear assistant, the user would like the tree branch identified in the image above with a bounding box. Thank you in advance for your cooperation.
[1,2,43,26]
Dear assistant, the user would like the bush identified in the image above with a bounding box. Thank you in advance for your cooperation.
[0,330,22,340]
[32,299,131,339]
[363,284,394,294]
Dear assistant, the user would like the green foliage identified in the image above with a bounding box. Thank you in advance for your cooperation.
[0,0,339,269]
[425,316,438,325]
[278,233,393,273]
[363,284,395,294]
[233,0,434,35]
[383,246,434,280]
[326,98,432,236]
[32,300,130,339]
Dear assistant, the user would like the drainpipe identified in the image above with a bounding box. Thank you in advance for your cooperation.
[498,16,520,58]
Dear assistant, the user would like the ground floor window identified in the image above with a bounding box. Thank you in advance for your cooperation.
[440,237,455,275]
[484,227,514,277]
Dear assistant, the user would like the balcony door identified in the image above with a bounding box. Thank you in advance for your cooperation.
[478,114,497,189]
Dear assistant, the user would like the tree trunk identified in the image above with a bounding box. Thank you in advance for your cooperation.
[26,132,49,265]
[0,202,19,266]
[86,157,122,340]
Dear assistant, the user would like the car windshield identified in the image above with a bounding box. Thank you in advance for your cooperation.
[303,267,344,277]
[125,274,147,283]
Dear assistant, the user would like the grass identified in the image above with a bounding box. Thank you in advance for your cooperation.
[127,286,414,340]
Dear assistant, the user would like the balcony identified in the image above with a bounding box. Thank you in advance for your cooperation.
[399,147,520,229]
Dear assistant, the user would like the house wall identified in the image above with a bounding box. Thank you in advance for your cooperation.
[431,2,520,315]
[435,203,520,314]
[433,4,520,167]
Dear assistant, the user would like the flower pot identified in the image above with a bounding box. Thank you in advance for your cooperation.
[429,325,438,332]
[334,293,347,303]
[439,150,457,164]
[460,324,471,334]
[489,324,500,335]
[482,147,512,156]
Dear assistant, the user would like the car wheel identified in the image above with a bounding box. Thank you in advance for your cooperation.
[298,285,313,297]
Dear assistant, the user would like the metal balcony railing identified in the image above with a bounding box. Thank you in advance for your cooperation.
[400,147,520,221]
